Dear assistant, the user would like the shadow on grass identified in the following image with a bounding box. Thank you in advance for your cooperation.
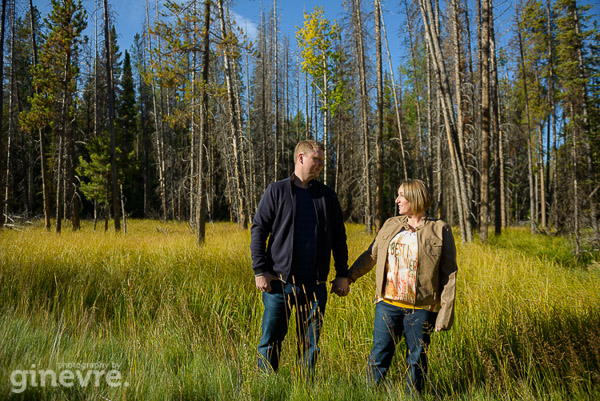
[431,305,600,399]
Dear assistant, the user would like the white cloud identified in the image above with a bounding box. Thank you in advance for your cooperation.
[232,12,258,43]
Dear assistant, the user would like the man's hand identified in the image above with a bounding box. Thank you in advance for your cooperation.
[330,277,350,297]
[255,273,277,293]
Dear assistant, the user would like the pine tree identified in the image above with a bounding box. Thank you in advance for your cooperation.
[20,0,87,233]
[116,50,139,215]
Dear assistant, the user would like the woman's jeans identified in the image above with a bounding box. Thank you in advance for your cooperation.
[368,301,437,393]
[257,280,327,374]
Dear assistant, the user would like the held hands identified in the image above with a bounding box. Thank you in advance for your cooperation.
[256,274,350,296]
[255,272,277,293]
[330,277,350,297]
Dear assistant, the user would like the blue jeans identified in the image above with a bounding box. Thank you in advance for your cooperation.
[368,301,437,393]
[257,280,327,374]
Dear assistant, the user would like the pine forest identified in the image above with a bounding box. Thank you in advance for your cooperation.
[0,0,599,251]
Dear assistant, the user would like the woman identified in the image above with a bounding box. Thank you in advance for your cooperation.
[348,179,457,394]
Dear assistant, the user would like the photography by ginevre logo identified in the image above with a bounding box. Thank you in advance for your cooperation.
[9,362,129,394]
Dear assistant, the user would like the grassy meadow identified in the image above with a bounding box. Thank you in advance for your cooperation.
[1,220,599,400]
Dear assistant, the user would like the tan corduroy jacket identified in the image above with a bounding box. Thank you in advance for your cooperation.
[348,215,458,330]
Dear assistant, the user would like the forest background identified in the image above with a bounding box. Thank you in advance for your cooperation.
[1,0,600,246]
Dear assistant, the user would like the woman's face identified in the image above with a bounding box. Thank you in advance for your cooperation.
[395,186,414,216]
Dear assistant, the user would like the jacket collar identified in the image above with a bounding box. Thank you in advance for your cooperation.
[396,214,435,232]
[289,173,320,192]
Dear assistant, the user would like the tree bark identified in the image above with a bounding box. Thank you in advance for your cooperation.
[516,3,535,234]
[0,0,7,229]
[420,0,472,242]
[218,0,248,229]
[489,0,502,235]
[4,0,15,220]
[479,0,490,242]
[104,0,121,231]
[381,1,407,181]
[374,0,384,232]
[353,0,373,234]
[546,0,558,230]
[573,2,598,238]
[196,0,211,244]
[146,0,168,221]
[273,2,280,181]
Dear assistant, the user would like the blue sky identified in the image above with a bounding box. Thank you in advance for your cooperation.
[34,0,600,74]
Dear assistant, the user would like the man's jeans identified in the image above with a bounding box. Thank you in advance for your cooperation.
[368,301,437,393]
[257,280,327,374]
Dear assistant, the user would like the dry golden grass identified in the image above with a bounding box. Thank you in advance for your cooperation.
[1,221,598,400]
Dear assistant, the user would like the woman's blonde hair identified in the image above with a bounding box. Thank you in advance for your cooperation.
[400,179,433,214]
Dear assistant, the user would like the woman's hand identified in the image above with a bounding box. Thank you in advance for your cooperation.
[331,277,350,297]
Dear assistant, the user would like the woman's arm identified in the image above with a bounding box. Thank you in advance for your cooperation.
[435,223,458,331]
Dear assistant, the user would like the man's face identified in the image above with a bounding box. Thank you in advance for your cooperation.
[299,148,325,180]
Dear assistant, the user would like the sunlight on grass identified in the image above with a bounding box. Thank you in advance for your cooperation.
[1,220,599,400]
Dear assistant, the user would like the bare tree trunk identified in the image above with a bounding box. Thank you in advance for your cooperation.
[490,0,502,235]
[120,184,127,233]
[353,0,373,234]
[304,70,309,139]
[196,0,211,244]
[500,129,506,228]
[104,0,121,232]
[260,10,268,189]
[137,28,152,218]
[380,0,407,180]
[546,0,558,229]
[374,0,384,232]
[573,3,598,238]
[27,0,51,230]
[0,0,7,229]
[4,0,15,220]
[322,63,329,186]
[419,0,472,242]
[450,0,467,239]
[537,125,546,229]
[189,2,197,226]
[479,0,491,243]
[272,2,279,181]
[146,0,168,221]
[231,8,251,225]
[404,0,426,182]
[245,49,256,216]
[516,4,535,234]
[570,104,580,255]
[56,45,74,235]
[55,135,64,233]
[218,0,248,229]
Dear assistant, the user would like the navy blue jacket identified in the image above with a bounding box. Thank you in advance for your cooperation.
[250,175,349,283]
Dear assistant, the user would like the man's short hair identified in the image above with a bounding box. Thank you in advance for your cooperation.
[400,179,433,214]
[294,140,324,161]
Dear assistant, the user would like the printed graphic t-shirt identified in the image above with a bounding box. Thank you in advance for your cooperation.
[383,230,419,304]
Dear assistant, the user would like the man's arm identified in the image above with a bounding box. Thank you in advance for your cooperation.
[330,192,350,296]
[330,193,349,279]
[250,184,276,277]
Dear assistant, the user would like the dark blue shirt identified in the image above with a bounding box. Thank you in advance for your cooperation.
[290,186,317,284]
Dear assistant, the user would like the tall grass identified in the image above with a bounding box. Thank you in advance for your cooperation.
[1,221,598,400]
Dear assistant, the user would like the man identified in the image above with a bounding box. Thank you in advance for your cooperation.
[250,140,350,375]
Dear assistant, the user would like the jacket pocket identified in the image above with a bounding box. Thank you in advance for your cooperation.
[425,239,442,260]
